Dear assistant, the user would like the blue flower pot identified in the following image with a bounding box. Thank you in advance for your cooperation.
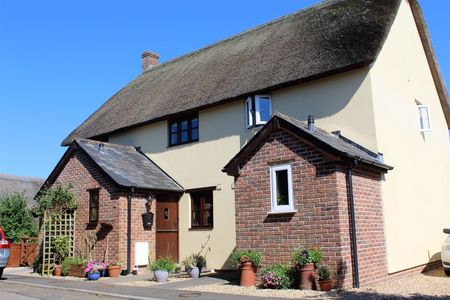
[87,272,101,280]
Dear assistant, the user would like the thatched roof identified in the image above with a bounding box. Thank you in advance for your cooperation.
[0,174,44,206]
[223,112,393,177]
[62,0,408,145]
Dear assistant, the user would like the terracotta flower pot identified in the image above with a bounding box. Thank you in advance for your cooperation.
[319,279,333,291]
[298,263,316,290]
[107,266,122,278]
[53,265,62,276]
[240,261,256,287]
[68,264,86,277]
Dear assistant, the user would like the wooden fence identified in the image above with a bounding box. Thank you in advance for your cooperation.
[6,237,38,267]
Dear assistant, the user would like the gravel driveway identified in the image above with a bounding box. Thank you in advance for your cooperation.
[182,267,450,299]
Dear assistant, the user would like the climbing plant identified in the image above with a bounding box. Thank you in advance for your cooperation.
[34,184,77,276]
[33,183,77,217]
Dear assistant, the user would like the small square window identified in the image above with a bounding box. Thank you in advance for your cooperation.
[418,105,431,131]
[270,164,294,212]
[246,95,272,128]
[168,113,199,146]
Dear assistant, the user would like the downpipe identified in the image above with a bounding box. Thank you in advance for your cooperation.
[347,159,360,288]
[127,187,134,274]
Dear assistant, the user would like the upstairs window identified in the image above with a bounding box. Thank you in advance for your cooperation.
[246,95,272,128]
[169,114,199,146]
[190,190,213,228]
[89,189,99,223]
[418,105,431,131]
[270,164,294,213]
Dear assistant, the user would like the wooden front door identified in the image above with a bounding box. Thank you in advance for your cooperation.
[156,195,179,262]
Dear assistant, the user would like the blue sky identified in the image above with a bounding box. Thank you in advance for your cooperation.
[0,0,449,179]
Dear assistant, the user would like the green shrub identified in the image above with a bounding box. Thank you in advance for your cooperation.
[0,192,38,243]
[52,236,70,263]
[261,264,294,289]
[232,249,262,268]
[61,256,86,276]
[181,256,196,269]
[318,265,332,281]
[192,253,207,268]
[292,246,323,266]
[148,258,175,272]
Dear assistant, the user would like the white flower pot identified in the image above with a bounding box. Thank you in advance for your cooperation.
[188,267,200,278]
[154,270,169,282]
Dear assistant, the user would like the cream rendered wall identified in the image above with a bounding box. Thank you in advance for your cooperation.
[109,68,376,269]
[272,68,378,151]
[369,0,450,273]
[110,102,253,269]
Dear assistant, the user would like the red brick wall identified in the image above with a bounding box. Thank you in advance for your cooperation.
[52,149,156,269]
[234,130,387,288]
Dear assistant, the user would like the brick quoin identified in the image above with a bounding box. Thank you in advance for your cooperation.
[51,149,156,269]
[233,129,387,288]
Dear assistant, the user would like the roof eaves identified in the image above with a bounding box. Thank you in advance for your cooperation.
[409,0,450,128]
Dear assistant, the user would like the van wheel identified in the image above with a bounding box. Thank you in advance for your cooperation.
[0,267,3,279]
[445,269,450,276]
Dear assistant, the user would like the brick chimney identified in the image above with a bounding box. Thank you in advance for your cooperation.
[141,50,160,73]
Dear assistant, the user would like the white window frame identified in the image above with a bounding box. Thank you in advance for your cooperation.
[417,105,432,132]
[245,95,272,129]
[245,97,254,129]
[270,163,295,213]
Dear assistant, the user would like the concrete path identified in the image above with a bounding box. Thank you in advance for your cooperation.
[1,274,284,300]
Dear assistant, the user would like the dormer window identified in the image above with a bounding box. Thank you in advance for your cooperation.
[245,95,272,128]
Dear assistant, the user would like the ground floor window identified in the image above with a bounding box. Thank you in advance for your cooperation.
[190,190,213,228]
[89,189,99,223]
[270,163,294,212]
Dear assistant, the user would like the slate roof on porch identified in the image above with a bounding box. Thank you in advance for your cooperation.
[223,112,393,176]
[42,139,183,193]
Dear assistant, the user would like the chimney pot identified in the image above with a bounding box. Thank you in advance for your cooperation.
[141,50,160,73]
[307,115,315,131]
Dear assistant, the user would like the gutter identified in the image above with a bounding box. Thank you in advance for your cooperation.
[346,159,360,288]
[127,187,134,274]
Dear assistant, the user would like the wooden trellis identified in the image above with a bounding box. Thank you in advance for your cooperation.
[41,210,76,276]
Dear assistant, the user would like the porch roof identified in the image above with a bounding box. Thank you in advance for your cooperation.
[76,139,183,192]
[223,112,393,177]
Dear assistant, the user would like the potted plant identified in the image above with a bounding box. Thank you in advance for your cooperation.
[232,249,262,287]
[149,258,175,282]
[318,265,333,291]
[181,256,199,278]
[292,246,323,290]
[261,264,294,289]
[192,253,207,275]
[62,256,86,277]
[52,236,70,276]
[107,260,122,278]
[84,261,106,280]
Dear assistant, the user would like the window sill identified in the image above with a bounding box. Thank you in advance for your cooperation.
[189,227,213,231]
[167,140,199,148]
[267,210,297,215]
